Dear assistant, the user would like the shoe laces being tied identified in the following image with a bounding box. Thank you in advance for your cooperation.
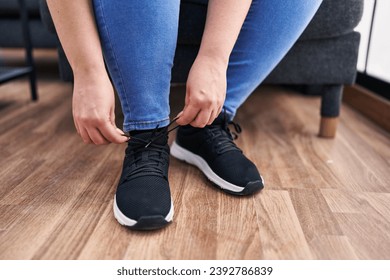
[208,112,243,155]
[123,119,179,180]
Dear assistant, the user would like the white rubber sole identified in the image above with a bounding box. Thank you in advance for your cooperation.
[171,141,264,193]
[113,195,174,227]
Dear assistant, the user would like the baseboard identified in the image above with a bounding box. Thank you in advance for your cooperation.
[343,85,390,133]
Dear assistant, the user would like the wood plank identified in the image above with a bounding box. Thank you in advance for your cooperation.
[335,213,390,259]
[0,145,120,259]
[77,201,133,259]
[32,152,122,259]
[289,189,343,243]
[321,189,368,214]
[309,235,359,259]
[215,194,262,259]
[253,190,313,259]
[359,193,390,223]
[341,106,390,163]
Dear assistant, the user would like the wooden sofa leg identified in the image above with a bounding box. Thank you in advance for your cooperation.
[319,116,338,138]
[318,85,343,138]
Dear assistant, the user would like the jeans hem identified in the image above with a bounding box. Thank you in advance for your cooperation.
[123,118,171,132]
[222,107,236,121]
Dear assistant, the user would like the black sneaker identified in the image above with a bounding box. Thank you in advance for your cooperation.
[171,113,264,195]
[114,127,173,230]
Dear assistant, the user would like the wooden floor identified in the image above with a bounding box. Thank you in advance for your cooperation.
[0,71,389,259]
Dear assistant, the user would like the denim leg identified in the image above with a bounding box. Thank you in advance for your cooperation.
[224,0,323,118]
[93,0,180,131]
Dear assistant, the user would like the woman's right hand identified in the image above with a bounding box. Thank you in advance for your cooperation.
[72,70,129,145]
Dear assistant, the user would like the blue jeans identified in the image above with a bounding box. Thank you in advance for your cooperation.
[93,0,322,132]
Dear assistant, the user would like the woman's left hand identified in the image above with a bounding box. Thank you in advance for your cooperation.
[176,54,227,127]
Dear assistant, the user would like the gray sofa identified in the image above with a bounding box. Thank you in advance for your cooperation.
[5,0,364,137]
[173,0,363,137]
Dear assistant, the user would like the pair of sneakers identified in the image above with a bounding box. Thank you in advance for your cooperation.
[114,113,264,230]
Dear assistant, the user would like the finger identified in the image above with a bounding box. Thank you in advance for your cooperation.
[214,108,220,121]
[99,121,129,144]
[110,107,116,127]
[116,127,127,135]
[110,108,128,139]
[174,111,183,120]
[87,127,110,145]
[176,105,200,126]
[217,105,223,116]
[207,110,217,125]
[74,119,80,135]
[79,126,92,144]
[191,110,212,128]
[73,112,81,135]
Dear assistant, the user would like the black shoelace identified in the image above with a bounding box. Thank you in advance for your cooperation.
[123,118,179,180]
[208,113,243,155]
[123,113,243,179]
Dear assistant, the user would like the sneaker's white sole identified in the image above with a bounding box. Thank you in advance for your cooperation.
[171,141,264,193]
[113,195,174,228]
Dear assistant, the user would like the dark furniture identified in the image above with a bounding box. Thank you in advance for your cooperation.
[0,0,61,88]
[0,0,44,100]
[39,0,363,137]
[0,0,57,48]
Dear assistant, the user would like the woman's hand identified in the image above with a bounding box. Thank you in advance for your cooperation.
[176,54,227,127]
[72,71,129,145]
[47,1,127,145]
[176,0,252,127]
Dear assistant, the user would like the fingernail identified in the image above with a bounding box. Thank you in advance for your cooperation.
[175,111,183,119]
[122,135,130,142]
[121,133,130,139]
